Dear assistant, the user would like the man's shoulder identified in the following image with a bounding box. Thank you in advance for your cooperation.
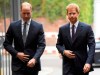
[79,22,90,27]
[59,23,69,29]
[31,20,42,26]
[79,22,92,31]
[31,20,43,30]
[10,20,21,25]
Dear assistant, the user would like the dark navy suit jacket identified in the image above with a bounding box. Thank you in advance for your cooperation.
[3,20,46,72]
[56,22,95,75]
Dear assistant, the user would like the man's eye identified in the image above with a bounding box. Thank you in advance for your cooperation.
[23,13,30,15]
[69,13,71,14]
[69,13,75,15]
[73,13,75,15]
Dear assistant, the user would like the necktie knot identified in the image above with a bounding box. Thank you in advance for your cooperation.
[24,22,27,25]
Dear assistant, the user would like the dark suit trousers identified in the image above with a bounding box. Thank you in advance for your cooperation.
[63,72,89,75]
[63,70,89,75]
[63,66,89,75]
[12,70,38,75]
[12,65,39,75]
[74,72,89,75]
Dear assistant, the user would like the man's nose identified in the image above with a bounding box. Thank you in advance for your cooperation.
[25,14,28,17]
[70,14,74,16]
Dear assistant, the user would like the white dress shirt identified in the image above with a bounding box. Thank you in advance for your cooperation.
[21,19,31,36]
[70,21,79,37]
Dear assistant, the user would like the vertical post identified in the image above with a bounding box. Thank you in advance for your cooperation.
[94,0,100,39]
[10,0,21,21]
[3,0,6,33]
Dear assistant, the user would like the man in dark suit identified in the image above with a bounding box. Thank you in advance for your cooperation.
[56,3,95,75]
[3,2,45,75]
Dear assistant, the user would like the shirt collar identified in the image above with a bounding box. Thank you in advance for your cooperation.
[70,21,79,28]
[22,19,31,25]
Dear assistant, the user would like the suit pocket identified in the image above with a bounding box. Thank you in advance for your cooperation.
[74,55,85,72]
[12,59,23,71]
[12,64,22,71]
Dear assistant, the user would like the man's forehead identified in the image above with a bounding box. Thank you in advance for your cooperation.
[22,3,30,6]
[21,2,32,10]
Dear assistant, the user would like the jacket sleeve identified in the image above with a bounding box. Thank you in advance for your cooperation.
[33,24,46,61]
[86,26,95,65]
[3,23,18,57]
[56,27,65,55]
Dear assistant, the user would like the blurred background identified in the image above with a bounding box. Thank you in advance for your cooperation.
[0,0,100,75]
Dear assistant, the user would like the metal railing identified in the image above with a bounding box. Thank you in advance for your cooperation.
[0,0,22,75]
[0,34,12,75]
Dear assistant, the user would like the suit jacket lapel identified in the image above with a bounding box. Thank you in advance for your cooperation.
[65,24,72,45]
[16,20,24,46]
[25,20,34,46]
[72,22,83,43]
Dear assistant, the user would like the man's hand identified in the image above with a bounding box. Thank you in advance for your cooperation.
[63,50,76,59]
[17,52,29,62]
[83,63,91,73]
[27,58,36,67]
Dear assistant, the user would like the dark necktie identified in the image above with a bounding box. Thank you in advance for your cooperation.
[23,22,27,44]
[72,25,75,41]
